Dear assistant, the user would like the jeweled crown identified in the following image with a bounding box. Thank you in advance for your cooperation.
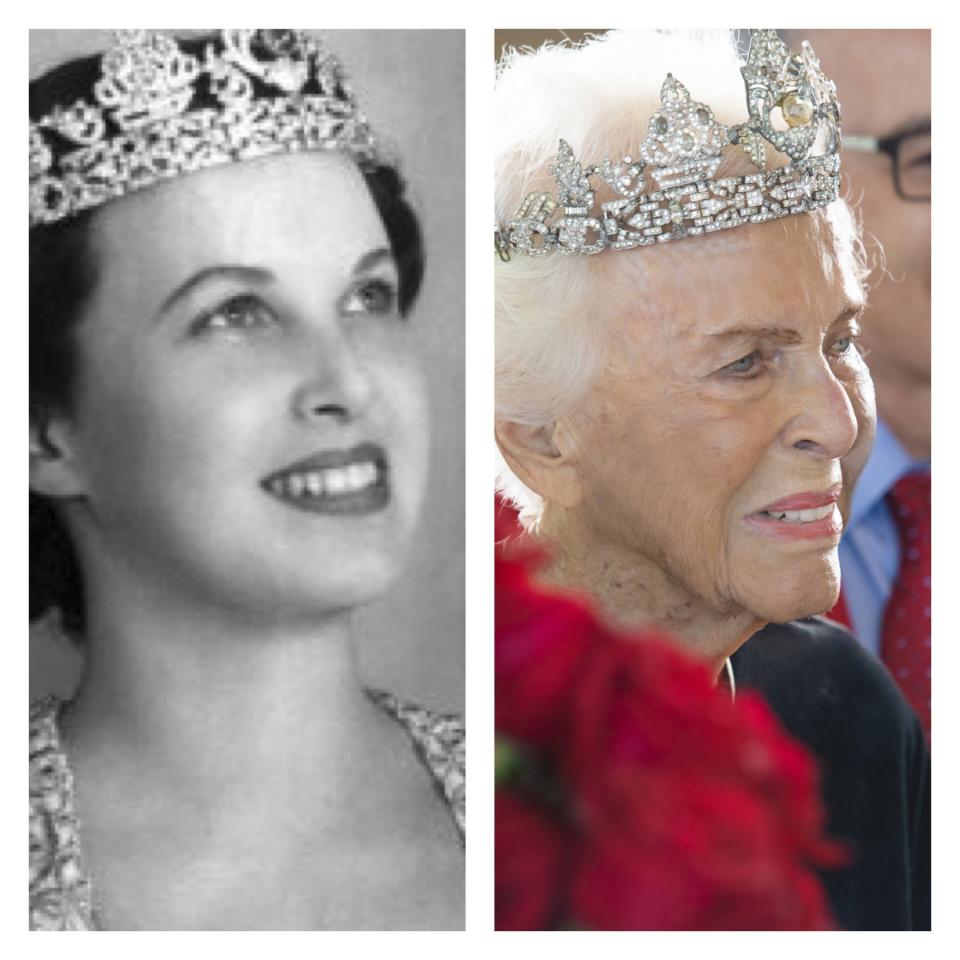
[30,29,382,227]
[495,31,841,259]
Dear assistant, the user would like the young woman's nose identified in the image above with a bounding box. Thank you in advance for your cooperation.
[290,338,374,423]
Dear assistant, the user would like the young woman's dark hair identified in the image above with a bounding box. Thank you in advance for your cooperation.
[29,35,425,637]
[30,210,99,636]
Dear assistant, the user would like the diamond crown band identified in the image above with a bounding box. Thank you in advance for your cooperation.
[30,29,383,228]
[495,31,842,259]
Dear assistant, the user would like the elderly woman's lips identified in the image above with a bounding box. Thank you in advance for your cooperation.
[745,507,842,541]
[260,442,389,515]
[744,486,843,541]
[756,485,843,514]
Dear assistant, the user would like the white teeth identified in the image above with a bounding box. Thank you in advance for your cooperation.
[765,504,835,523]
[269,460,380,499]
[347,463,366,489]
[326,468,347,494]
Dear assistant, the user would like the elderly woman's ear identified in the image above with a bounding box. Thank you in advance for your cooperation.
[495,419,584,509]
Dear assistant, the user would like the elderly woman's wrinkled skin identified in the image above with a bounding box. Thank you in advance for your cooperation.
[499,209,875,675]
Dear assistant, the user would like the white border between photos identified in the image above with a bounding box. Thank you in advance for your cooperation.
[5,1,957,959]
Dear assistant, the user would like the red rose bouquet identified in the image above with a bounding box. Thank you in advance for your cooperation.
[495,499,847,930]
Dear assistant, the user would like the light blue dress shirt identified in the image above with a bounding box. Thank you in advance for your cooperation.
[838,418,929,656]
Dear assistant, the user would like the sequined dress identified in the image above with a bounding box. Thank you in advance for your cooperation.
[29,693,465,931]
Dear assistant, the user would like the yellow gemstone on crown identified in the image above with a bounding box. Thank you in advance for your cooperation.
[780,93,814,127]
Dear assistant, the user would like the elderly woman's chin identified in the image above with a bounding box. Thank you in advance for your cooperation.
[738,551,842,625]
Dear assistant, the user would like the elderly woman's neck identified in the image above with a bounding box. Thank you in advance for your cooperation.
[538,508,764,680]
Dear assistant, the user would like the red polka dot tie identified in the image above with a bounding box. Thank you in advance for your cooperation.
[880,471,931,739]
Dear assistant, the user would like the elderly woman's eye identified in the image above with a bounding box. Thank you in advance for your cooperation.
[192,294,277,335]
[722,351,763,377]
[341,278,398,317]
[829,333,861,358]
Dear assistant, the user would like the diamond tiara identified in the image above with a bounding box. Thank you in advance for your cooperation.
[495,31,841,259]
[30,29,383,228]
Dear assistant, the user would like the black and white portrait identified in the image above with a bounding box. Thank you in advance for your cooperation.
[29,28,464,931]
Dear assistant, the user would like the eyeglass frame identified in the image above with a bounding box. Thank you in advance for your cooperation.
[842,120,931,202]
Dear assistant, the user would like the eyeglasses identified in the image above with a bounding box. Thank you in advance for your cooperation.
[842,121,931,202]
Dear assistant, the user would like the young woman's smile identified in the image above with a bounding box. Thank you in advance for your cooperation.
[261,441,390,515]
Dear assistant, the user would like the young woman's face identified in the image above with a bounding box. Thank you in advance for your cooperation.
[63,151,429,620]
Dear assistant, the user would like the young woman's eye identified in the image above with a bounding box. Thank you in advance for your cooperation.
[341,278,398,317]
[192,294,277,335]
[721,351,764,378]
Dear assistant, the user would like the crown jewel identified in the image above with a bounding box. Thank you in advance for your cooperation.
[495,31,841,259]
[30,29,382,227]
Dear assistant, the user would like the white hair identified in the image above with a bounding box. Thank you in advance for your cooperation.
[494,30,867,527]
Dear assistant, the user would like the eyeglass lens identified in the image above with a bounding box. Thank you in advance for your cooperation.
[897,129,931,200]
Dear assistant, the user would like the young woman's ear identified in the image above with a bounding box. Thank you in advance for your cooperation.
[495,418,584,509]
[29,410,85,498]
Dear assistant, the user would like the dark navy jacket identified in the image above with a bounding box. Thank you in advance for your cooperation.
[732,617,930,931]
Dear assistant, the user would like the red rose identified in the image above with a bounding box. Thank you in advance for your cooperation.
[496,530,601,748]
[562,637,844,929]
[495,790,571,930]
[570,767,838,929]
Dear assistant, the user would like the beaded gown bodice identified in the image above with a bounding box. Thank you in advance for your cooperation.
[29,693,465,931]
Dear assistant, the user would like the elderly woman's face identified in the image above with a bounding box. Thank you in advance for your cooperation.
[563,210,874,623]
[63,152,429,617]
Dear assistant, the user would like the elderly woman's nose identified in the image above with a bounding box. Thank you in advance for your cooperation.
[785,364,858,459]
[290,339,375,423]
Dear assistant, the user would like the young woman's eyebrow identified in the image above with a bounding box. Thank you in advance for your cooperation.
[352,247,393,275]
[154,265,275,320]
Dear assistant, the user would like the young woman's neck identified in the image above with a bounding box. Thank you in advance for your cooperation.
[61,557,387,809]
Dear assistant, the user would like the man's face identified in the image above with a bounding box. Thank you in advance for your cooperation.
[812,30,930,389]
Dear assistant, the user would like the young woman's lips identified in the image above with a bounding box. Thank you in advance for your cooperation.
[260,442,390,515]
[744,486,843,542]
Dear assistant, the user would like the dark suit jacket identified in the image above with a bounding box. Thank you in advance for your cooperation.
[731,617,930,931]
